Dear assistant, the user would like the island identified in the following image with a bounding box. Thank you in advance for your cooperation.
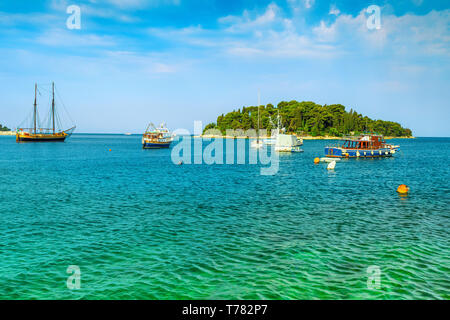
[203,100,413,139]
[0,124,14,135]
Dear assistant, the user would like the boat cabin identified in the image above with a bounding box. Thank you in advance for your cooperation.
[143,131,164,140]
[340,134,384,150]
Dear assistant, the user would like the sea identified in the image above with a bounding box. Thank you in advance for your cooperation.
[0,134,448,299]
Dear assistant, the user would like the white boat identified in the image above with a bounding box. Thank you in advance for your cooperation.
[275,134,303,152]
[270,111,303,152]
[320,157,341,163]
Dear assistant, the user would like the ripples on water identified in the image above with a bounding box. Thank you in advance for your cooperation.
[0,135,448,299]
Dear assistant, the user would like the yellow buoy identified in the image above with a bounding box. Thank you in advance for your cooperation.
[314,157,320,164]
[397,184,410,194]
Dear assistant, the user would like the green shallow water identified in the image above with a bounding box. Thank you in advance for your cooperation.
[0,135,448,299]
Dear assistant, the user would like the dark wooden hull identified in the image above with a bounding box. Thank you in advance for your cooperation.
[16,135,67,142]
[143,142,171,149]
[324,147,393,158]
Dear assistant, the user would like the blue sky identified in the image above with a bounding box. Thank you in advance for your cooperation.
[0,0,449,136]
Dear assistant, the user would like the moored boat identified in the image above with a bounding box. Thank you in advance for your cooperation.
[275,134,303,152]
[16,82,75,143]
[271,109,303,152]
[320,157,341,163]
[324,133,395,158]
[142,123,173,149]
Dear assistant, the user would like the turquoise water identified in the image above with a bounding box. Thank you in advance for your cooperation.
[0,135,448,300]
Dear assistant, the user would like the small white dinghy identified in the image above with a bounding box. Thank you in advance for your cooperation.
[320,157,341,163]
[327,160,336,170]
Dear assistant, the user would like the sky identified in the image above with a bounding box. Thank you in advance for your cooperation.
[0,0,449,136]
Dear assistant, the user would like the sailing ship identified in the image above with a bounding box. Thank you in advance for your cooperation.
[142,123,173,149]
[16,83,75,142]
[324,133,396,158]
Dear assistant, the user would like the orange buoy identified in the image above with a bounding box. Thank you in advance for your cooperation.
[314,157,320,164]
[397,184,410,194]
[109,149,112,152]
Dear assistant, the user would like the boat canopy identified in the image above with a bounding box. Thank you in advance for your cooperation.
[337,134,385,150]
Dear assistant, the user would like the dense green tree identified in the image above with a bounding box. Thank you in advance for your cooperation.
[203,100,413,137]
[0,124,10,131]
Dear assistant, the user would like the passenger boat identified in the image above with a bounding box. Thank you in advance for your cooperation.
[16,83,75,142]
[324,133,395,158]
[142,123,173,149]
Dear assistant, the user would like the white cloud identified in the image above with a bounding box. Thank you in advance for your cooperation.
[35,29,117,47]
[33,2,449,63]
[148,4,338,59]
[49,0,70,11]
[0,11,58,27]
[1,48,183,80]
[219,3,279,33]
[329,5,340,16]
[101,50,183,75]
[49,0,145,22]
[287,0,315,10]
[81,5,141,23]
[304,0,315,9]
[88,0,181,9]
[144,3,450,66]
[216,3,338,58]
[313,9,450,57]
[153,62,177,73]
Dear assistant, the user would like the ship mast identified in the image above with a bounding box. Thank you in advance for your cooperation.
[52,82,55,134]
[257,90,260,143]
[277,108,281,135]
[33,83,37,135]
